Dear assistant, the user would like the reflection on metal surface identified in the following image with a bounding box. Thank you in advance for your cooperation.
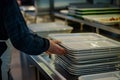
[30,55,66,80]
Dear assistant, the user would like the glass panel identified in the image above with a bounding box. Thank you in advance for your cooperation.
[54,0,87,8]
[35,0,50,9]
[93,0,112,4]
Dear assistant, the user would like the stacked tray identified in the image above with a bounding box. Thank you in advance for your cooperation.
[68,7,120,16]
[56,56,120,75]
[68,3,120,16]
[28,22,73,38]
[68,5,120,25]
[48,33,120,75]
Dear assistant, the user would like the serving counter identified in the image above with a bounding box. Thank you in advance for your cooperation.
[20,6,120,35]
[27,53,120,80]
[26,32,120,80]
[54,12,120,34]
[28,54,79,80]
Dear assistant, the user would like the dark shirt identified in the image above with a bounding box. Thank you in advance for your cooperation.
[0,0,50,55]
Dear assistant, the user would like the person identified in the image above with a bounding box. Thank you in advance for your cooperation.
[0,0,66,80]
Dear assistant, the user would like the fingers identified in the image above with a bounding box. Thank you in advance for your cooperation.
[46,40,67,55]
[53,43,66,55]
[52,40,61,44]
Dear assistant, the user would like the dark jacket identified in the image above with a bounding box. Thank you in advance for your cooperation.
[0,0,50,56]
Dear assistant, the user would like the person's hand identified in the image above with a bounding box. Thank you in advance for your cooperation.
[46,40,66,55]
[17,0,21,5]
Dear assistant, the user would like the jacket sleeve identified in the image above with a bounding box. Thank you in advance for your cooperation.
[2,0,50,55]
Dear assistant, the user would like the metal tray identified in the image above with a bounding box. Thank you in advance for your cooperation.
[66,53,120,61]
[66,47,120,55]
[55,58,119,75]
[28,23,73,32]
[69,7,120,11]
[28,23,73,37]
[69,7,120,14]
[49,33,120,51]
[49,33,107,41]
[57,55,119,64]
[60,40,120,51]
[56,57,120,69]
[69,10,120,15]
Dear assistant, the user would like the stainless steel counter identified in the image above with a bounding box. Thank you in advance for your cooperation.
[28,54,79,80]
[20,6,120,35]
[28,54,67,80]
[54,12,120,34]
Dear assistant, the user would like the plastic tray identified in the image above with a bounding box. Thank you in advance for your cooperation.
[49,33,108,42]
[28,23,73,37]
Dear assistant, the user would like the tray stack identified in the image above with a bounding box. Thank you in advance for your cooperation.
[68,3,120,17]
[49,33,120,75]
[28,22,73,38]
[68,7,120,16]
[68,4,120,25]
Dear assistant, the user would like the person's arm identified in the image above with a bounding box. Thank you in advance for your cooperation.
[2,0,65,55]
